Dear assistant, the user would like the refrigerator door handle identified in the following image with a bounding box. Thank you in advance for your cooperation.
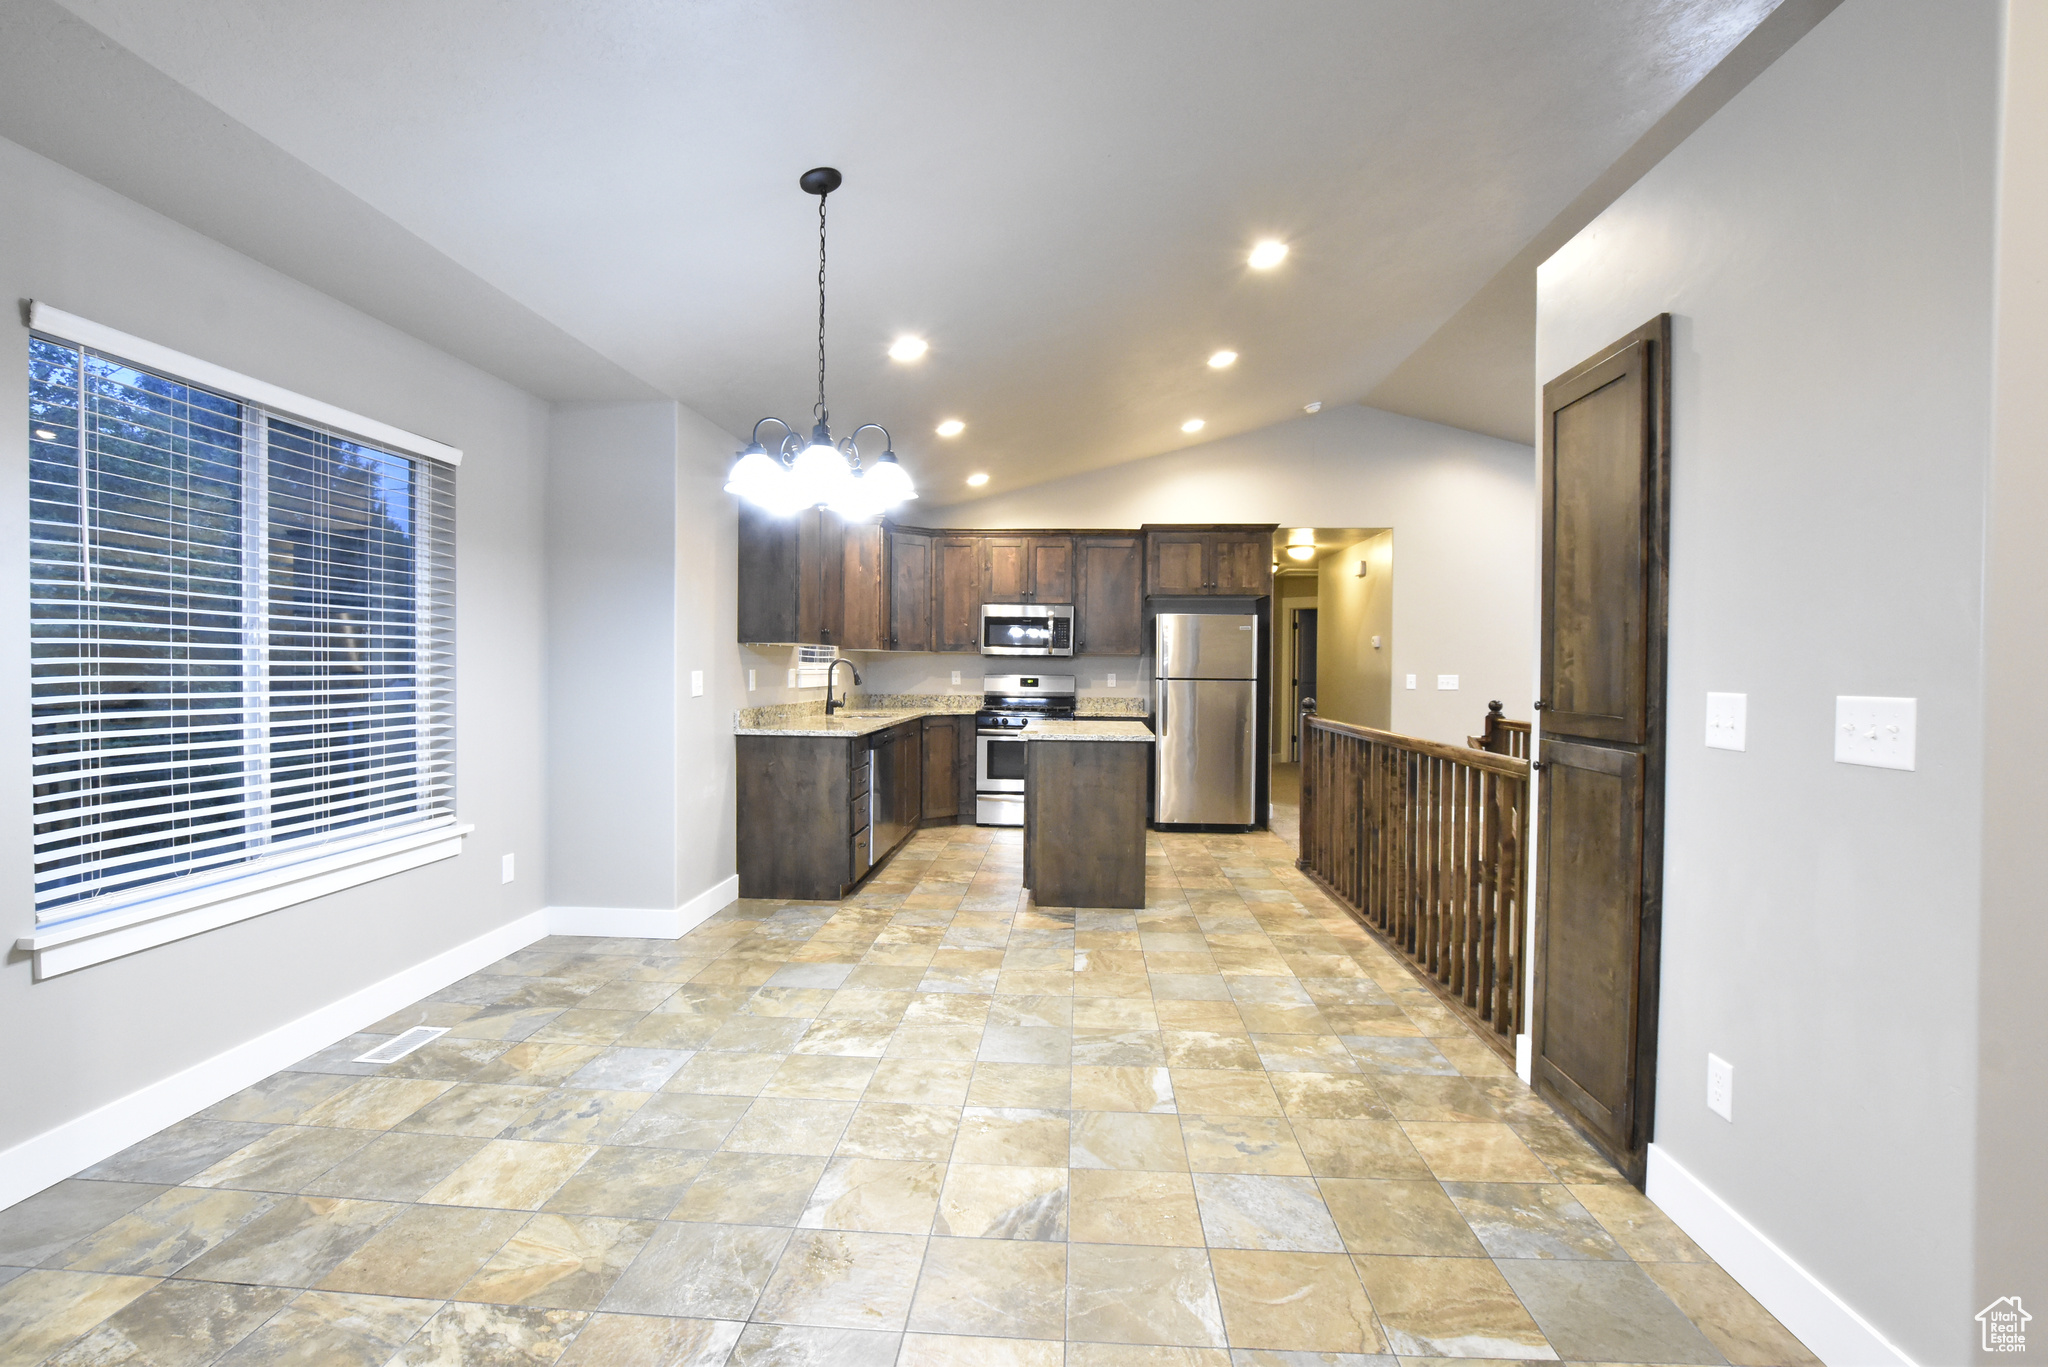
[1155,679,1167,738]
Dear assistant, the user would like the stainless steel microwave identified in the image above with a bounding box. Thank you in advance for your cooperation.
[980,603,1075,656]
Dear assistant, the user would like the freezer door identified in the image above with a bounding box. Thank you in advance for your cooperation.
[1155,678,1257,824]
[1155,613,1259,679]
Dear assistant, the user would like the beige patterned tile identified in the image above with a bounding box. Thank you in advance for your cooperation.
[954,1109,1071,1167]
[1068,1170,1205,1247]
[1353,1254,1556,1359]
[800,1157,944,1234]
[213,1289,440,1367]
[753,1228,925,1331]
[59,1187,275,1276]
[1179,1116,1309,1175]
[420,1141,595,1210]
[836,1103,960,1161]
[1066,1242,1223,1347]
[934,1164,1066,1240]
[1401,1122,1554,1182]
[1210,1248,1382,1353]
[1072,1065,1174,1113]
[1070,1112,1189,1172]
[318,1204,527,1297]
[865,1059,973,1105]
[1290,1118,1432,1179]
[41,1280,292,1367]
[176,1197,400,1287]
[389,1302,587,1366]
[906,1237,1066,1340]
[458,1212,655,1309]
[297,1078,453,1131]
[669,1153,826,1226]
[553,1313,743,1367]
[0,1269,161,1367]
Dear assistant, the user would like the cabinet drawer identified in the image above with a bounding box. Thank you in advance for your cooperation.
[852,824,871,876]
[851,794,870,833]
[851,759,871,801]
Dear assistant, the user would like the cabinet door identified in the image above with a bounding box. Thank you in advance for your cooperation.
[798,508,834,644]
[899,724,924,832]
[983,536,1031,601]
[922,715,959,818]
[934,537,983,652]
[738,501,800,644]
[889,529,932,651]
[1075,536,1144,655]
[1148,532,1211,595]
[1211,532,1272,597]
[838,519,889,650]
[1028,536,1074,603]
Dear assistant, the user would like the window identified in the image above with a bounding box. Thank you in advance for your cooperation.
[28,333,457,926]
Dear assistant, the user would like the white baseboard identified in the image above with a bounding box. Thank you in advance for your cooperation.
[545,874,739,940]
[1646,1144,1916,1367]
[1515,1031,1532,1082]
[0,909,551,1212]
[0,875,742,1212]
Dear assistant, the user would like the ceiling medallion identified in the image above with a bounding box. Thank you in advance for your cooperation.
[725,167,915,519]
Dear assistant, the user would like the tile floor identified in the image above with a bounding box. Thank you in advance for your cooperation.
[0,824,1821,1366]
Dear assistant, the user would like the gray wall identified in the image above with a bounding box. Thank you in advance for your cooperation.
[921,404,1534,745]
[1314,532,1394,733]
[1536,3,1997,1359]
[0,134,551,1151]
[545,400,741,912]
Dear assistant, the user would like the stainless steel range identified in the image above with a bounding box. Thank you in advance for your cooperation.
[975,674,1077,826]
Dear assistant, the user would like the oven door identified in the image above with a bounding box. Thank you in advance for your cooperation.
[976,731,1029,794]
[980,605,1074,656]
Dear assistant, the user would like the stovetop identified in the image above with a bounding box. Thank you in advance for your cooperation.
[977,673,1077,729]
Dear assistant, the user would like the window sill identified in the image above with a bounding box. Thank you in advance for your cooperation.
[16,822,474,980]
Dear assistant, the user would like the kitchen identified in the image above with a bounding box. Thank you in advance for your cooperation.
[734,514,1278,908]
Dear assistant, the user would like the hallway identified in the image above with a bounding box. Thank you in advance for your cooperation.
[0,826,1815,1366]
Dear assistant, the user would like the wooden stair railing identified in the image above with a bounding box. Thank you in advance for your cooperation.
[1299,714,1528,1057]
[1467,699,1532,760]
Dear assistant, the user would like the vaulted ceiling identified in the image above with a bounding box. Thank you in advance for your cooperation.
[5,0,1797,500]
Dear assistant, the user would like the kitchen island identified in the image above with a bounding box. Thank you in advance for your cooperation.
[1020,719,1155,909]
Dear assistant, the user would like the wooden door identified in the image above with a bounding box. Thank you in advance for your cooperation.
[1149,532,1210,595]
[922,716,958,818]
[1029,536,1074,602]
[983,536,1031,600]
[838,519,888,650]
[1533,314,1669,1189]
[889,529,932,651]
[934,536,983,652]
[1212,533,1272,597]
[1075,536,1144,654]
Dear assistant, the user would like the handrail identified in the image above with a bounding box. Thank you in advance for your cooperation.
[1297,713,1527,1054]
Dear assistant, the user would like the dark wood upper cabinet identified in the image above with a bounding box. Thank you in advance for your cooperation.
[983,536,1030,601]
[934,536,983,652]
[888,528,932,652]
[838,519,889,651]
[1148,532,1209,595]
[1144,526,1276,598]
[1075,535,1144,655]
[1028,536,1073,602]
[740,505,842,645]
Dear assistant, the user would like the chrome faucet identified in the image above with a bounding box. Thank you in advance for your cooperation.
[824,658,862,716]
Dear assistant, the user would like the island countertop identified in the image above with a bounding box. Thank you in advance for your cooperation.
[1020,719,1155,742]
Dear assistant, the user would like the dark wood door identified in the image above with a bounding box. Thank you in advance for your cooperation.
[1212,533,1272,597]
[934,537,982,652]
[1029,536,1074,603]
[983,536,1031,601]
[922,715,958,818]
[1076,536,1145,654]
[1149,532,1210,595]
[838,519,888,650]
[889,529,932,651]
[1533,314,1670,1189]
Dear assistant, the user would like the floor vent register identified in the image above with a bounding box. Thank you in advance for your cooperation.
[351,1026,449,1064]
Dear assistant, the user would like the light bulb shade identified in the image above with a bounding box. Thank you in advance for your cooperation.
[791,441,852,509]
[1286,545,1316,561]
[725,448,789,506]
[828,470,884,521]
[863,454,917,507]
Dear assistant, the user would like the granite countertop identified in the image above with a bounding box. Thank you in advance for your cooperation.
[1020,719,1155,742]
[733,708,939,738]
[736,695,1147,738]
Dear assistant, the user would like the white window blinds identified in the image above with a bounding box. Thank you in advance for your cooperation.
[28,335,456,922]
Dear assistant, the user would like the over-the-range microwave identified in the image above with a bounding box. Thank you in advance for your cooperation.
[980,603,1074,656]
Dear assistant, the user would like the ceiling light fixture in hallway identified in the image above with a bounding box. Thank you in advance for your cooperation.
[725,167,916,519]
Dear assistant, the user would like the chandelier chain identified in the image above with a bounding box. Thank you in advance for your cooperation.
[816,193,828,419]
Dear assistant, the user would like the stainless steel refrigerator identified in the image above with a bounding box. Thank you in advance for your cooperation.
[1154,612,1258,825]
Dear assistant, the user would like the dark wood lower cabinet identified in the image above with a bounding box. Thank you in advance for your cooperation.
[923,716,961,819]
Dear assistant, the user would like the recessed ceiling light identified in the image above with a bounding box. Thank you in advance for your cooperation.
[33,427,57,439]
[1303,401,1322,413]
[936,419,966,437]
[888,336,928,362]
[1208,350,1238,369]
[1181,419,1205,434]
[966,472,989,487]
[1248,240,1288,270]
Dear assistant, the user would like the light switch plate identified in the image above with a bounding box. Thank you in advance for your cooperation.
[1437,675,1459,691]
[1707,1053,1733,1121]
[950,671,961,686]
[1405,674,1416,690]
[1835,696,1916,770]
[500,853,515,885]
[1370,636,1381,649]
[1107,673,1117,687]
[690,670,704,698]
[1705,692,1746,751]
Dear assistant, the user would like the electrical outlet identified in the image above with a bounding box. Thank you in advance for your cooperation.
[1107,673,1117,687]
[500,853,515,885]
[1405,674,1416,690]
[747,669,756,692]
[1437,675,1459,690]
[690,670,704,698]
[1705,692,1746,751]
[951,671,960,686]
[1707,1053,1733,1121]
[1835,696,1915,770]
[1370,635,1381,649]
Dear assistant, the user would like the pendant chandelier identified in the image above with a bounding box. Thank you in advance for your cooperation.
[725,167,916,519]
